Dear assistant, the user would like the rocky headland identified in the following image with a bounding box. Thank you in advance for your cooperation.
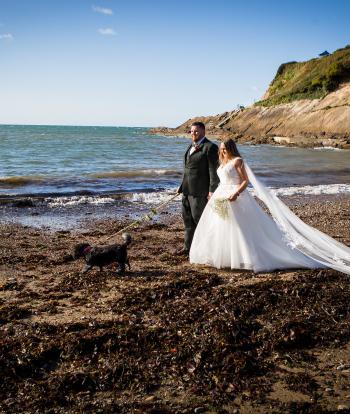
[151,45,350,149]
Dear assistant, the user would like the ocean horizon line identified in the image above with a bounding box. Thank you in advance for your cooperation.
[0,123,155,129]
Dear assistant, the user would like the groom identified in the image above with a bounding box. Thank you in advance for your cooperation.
[177,121,219,254]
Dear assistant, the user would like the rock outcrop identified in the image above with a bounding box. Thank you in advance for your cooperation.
[150,83,350,148]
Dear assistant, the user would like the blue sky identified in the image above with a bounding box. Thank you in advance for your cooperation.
[0,0,349,127]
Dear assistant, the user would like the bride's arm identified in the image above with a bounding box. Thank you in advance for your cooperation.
[228,158,249,202]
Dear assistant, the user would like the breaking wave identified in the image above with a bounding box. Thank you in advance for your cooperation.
[271,183,350,196]
[46,196,115,207]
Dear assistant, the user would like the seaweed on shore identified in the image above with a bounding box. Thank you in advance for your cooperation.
[1,267,350,413]
[1,209,350,413]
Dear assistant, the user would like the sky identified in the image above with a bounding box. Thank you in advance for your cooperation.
[0,0,349,127]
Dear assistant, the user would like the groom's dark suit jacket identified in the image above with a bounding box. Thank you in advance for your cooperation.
[179,137,219,196]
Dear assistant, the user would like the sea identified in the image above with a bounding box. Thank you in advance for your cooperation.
[1,124,350,230]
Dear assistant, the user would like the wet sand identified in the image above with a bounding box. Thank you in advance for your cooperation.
[1,195,350,413]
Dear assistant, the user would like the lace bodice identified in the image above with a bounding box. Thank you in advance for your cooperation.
[217,161,241,186]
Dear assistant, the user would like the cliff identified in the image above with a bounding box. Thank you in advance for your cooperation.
[151,45,350,148]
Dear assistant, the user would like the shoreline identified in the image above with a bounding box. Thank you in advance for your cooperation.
[1,194,350,412]
[1,191,350,232]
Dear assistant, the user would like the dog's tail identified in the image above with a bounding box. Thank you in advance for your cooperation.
[122,233,132,246]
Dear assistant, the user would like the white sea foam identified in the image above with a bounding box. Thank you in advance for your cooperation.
[313,146,343,151]
[130,184,350,204]
[129,190,180,204]
[43,183,350,209]
[271,183,350,196]
[46,196,115,207]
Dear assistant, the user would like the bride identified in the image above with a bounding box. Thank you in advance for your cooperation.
[189,138,350,274]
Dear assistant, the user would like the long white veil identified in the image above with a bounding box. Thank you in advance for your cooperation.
[245,162,350,275]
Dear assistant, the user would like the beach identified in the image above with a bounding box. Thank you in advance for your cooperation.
[2,0,350,411]
[1,194,350,413]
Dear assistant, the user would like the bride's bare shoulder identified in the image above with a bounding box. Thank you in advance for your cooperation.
[232,157,243,167]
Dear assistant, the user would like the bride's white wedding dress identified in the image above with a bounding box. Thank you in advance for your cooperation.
[190,160,350,274]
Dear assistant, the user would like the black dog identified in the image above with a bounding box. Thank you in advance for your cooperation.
[73,233,132,274]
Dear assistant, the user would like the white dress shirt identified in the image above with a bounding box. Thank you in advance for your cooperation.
[189,136,206,155]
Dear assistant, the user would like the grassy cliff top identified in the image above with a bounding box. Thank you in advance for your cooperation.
[256,45,350,106]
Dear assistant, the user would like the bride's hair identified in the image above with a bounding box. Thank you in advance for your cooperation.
[219,138,241,164]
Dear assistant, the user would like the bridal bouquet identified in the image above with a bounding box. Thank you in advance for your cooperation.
[211,197,229,220]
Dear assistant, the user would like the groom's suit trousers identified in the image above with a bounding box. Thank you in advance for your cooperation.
[182,195,208,251]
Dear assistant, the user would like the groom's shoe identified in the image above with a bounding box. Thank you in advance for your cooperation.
[174,247,189,257]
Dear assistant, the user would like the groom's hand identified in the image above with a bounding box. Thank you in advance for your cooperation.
[207,192,213,200]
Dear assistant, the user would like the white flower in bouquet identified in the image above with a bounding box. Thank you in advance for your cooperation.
[211,197,229,220]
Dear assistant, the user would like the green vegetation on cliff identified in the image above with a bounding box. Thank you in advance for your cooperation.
[256,45,350,106]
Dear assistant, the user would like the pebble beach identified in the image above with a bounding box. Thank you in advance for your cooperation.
[1,194,350,413]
